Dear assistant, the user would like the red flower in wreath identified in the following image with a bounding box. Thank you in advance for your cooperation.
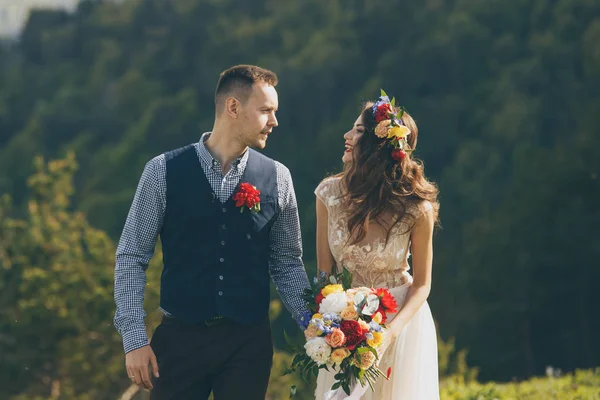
[375,103,392,123]
[391,149,407,162]
[232,182,261,213]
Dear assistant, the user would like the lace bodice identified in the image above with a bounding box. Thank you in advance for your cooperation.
[315,177,430,289]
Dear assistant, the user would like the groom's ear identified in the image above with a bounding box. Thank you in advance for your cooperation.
[225,97,240,118]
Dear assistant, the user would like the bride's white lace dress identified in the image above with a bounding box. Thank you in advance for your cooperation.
[314,177,440,400]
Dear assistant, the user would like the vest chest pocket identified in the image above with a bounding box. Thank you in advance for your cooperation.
[250,197,277,233]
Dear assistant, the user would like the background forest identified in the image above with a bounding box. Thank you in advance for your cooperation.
[0,0,599,398]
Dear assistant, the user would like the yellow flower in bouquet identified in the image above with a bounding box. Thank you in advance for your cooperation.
[321,284,344,297]
[330,347,351,364]
[372,311,383,324]
[367,331,384,348]
[312,313,323,320]
[340,305,359,321]
[358,319,370,331]
[359,351,376,370]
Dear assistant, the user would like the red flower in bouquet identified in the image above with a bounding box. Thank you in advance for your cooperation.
[315,289,325,305]
[339,320,368,350]
[375,103,392,123]
[232,182,261,213]
[375,288,398,313]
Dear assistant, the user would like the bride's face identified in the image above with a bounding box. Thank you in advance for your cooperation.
[342,115,365,164]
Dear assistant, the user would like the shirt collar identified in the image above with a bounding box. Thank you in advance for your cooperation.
[197,132,249,172]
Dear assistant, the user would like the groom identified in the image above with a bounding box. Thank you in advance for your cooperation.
[113,64,311,399]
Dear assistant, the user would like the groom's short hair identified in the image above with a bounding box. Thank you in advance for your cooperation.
[215,65,278,113]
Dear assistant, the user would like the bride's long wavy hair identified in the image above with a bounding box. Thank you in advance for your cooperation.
[341,102,439,245]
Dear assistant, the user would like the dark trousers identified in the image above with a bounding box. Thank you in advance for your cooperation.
[149,315,273,400]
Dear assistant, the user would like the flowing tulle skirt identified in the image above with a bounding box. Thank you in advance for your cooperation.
[315,284,440,400]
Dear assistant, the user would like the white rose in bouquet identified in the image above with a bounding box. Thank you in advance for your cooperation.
[319,292,348,315]
[304,337,332,365]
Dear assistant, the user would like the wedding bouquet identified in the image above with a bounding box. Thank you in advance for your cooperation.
[284,269,398,396]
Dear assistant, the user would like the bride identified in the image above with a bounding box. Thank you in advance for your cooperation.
[313,92,440,399]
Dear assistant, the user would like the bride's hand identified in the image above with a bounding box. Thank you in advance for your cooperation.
[388,319,404,338]
[376,322,403,364]
[375,328,394,364]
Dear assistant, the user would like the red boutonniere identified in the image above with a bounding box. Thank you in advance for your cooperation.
[232,182,261,213]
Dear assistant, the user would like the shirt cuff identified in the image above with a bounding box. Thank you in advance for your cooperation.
[121,327,150,354]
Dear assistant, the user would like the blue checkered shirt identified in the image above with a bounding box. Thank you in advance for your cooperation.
[114,133,310,353]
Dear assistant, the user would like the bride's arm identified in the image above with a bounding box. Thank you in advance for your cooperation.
[316,197,336,275]
[388,204,435,336]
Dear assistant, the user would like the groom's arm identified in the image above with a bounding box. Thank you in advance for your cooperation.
[114,156,166,354]
[268,163,311,324]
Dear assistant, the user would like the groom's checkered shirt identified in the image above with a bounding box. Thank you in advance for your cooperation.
[114,133,310,353]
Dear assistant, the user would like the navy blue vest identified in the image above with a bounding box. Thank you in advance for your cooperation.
[159,144,278,324]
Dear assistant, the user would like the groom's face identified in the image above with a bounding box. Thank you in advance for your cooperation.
[237,82,279,150]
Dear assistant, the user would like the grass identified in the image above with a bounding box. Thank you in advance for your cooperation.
[441,369,600,400]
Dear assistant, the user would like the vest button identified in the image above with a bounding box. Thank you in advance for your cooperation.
[219,275,224,280]
[246,234,251,240]
[218,291,223,296]
[222,208,227,213]
[221,224,226,230]
[219,258,224,262]
[221,241,225,246]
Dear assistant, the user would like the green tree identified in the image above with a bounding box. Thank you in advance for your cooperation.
[0,153,162,399]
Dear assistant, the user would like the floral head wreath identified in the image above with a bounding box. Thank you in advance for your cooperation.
[371,89,412,161]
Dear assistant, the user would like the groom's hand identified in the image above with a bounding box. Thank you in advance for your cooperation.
[126,345,159,390]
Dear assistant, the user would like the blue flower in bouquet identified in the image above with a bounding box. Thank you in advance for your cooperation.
[312,318,334,335]
[369,321,383,332]
[365,332,374,340]
[310,317,324,329]
[297,310,313,329]
[321,313,341,330]
[322,313,341,323]
[322,326,334,335]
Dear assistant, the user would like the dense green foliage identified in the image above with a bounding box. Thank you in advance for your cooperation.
[1,0,599,397]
